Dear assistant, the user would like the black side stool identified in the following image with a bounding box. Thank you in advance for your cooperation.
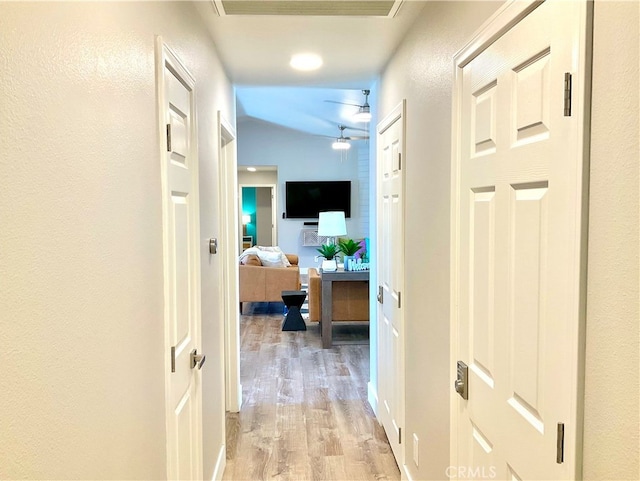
[281,290,307,331]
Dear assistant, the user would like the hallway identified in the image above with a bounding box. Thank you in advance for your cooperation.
[1,2,637,479]
[223,304,399,480]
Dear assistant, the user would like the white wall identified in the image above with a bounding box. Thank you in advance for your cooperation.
[583,1,639,479]
[378,2,502,479]
[238,119,368,267]
[238,169,278,185]
[0,3,234,479]
[378,1,639,480]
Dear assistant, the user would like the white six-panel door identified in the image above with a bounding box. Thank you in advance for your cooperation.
[377,101,406,465]
[452,1,590,479]
[157,39,203,481]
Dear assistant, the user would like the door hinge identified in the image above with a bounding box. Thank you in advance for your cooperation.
[399,427,402,444]
[166,123,172,151]
[397,291,402,309]
[556,423,565,464]
[170,346,176,373]
[564,73,572,117]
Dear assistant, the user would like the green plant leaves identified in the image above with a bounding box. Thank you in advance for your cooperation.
[316,243,339,260]
[338,238,360,256]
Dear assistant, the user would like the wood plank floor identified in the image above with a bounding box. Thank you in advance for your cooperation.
[223,302,400,481]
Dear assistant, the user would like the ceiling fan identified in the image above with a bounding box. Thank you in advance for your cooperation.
[325,89,372,123]
[330,125,369,150]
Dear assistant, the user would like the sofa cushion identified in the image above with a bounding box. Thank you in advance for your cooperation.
[239,264,300,303]
[241,254,261,266]
[285,254,299,266]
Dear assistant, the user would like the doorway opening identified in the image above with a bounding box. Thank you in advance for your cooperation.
[238,167,278,249]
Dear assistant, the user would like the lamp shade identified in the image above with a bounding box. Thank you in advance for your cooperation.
[317,211,347,237]
[242,214,251,225]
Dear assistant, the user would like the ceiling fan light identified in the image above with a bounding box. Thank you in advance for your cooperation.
[332,139,351,150]
[353,106,372,122]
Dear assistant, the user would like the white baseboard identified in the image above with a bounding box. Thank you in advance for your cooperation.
[367,381,378,415]
[211,444,226,481]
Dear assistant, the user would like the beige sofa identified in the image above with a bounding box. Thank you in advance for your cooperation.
[239,253,300,312]
[307,267,369,322]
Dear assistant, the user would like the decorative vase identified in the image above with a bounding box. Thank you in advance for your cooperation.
[343,255,356,271]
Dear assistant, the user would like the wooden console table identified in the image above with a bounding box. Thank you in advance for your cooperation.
[320,268,370,348]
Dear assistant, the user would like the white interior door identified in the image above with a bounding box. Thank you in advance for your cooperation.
[376,101,406,465]
[157,39,203,480]
[451,1,590,479]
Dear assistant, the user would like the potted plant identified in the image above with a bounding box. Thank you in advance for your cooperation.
[338,238,361,271]
[316,243,340,272]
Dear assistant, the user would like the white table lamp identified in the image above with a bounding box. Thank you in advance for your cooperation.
[317,211,346,272]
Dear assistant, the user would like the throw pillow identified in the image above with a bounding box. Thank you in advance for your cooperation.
[256,250,286,267]
[256,245,291,267]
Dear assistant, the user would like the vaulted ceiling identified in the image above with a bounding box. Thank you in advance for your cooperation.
[195,0,427,138]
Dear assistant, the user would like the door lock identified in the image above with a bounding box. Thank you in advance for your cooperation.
[454,361,468,400]
[190,349,206,370]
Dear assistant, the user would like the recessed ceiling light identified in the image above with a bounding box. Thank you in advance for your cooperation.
[290,53,323,71]
[247,167,257,172]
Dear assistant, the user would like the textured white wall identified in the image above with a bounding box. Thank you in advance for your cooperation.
[0,2,234,479]
[378,2,502,479]
[583,1,639,479]
[237,119,367,267]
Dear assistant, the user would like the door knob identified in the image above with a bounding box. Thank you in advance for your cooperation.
[190,349,206,370]
[454,360,468,400]
[209,238,218,255]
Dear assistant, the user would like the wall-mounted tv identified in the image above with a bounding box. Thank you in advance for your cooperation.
[285,181,351,219]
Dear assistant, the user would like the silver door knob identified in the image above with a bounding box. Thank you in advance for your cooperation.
[209,238,218,255]
[454,379,465,394]
[190,349,206,370]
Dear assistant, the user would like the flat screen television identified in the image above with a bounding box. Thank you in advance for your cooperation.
[285,181,351,219]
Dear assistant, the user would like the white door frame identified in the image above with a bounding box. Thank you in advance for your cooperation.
[238,183,278,246]
[450,0,592,474]
[218,112,241,412]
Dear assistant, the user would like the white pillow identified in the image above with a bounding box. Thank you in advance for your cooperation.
[257,246,291,267]
[256,250,286,267]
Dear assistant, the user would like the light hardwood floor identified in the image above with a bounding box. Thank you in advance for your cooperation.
[222,302,400,481]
